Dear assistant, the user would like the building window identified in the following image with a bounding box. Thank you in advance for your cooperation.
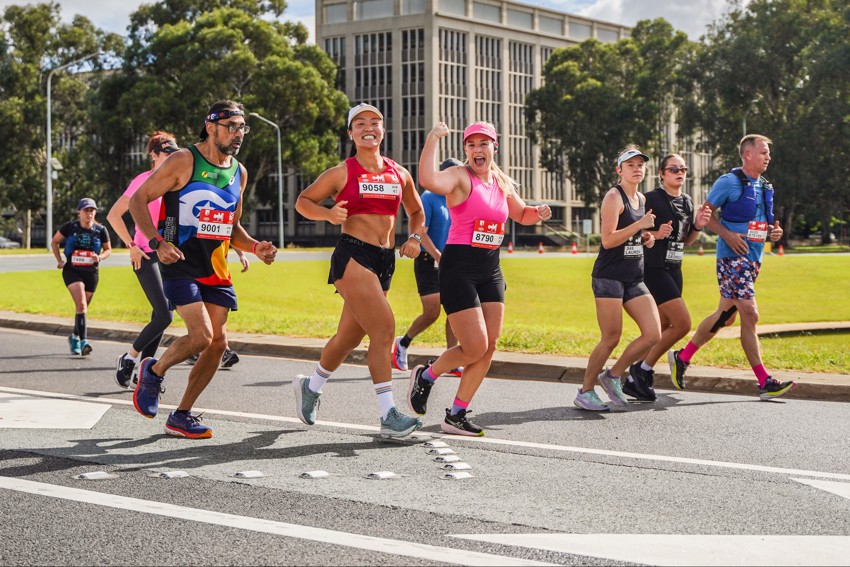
[354,31,392,131]
[401,0,426,15]
[475,35,501,140]
[439,0,466,16]
[569,21,592,41]
[506,9,532,29]
[324,36,346,90]
[597,28,619,43]
[439,28,468,159]
[539,15,562,35]
[472,2,500,23]
[355,0,394,20]
[325,3,348,24]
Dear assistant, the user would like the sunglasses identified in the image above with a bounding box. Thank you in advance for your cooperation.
[664,166,689,174]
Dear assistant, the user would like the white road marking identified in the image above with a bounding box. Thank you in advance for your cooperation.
[792,477,850,501]
[2,385,849,482]
[0,392,108,429]
[449,533,850,566]
[0,476,552,566]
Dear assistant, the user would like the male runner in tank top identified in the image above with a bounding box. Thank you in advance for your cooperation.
[129,100,277,438]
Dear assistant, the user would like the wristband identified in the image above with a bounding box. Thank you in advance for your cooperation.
[127,242,138,248]
[692,225,703,232]
[251,241,259,255]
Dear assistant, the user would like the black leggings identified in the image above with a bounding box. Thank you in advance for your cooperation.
[132,255,173,359]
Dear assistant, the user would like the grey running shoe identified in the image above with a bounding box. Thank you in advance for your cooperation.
[379,407,422,438]
[759,377,796,401]
[623,363,656,401]
[293,374,320,425]
[220,348,240,368]
[407,365,433,416]
[598,369,629,407]
[668,349,689,390]
[115,353,136,389]
[441,408,484,436]
[573,388,610,411]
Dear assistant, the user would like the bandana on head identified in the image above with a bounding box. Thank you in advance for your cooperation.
[206,109,244,122]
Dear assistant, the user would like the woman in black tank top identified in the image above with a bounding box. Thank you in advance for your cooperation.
[633,154,711,392]
[575,146,662,411]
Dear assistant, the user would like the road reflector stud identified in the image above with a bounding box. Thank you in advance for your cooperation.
[300,470,329,479]
[366,471,397,480]
[442,471,473,480]
[234,470,264,479]
[442,462,472,470]
[156,471,190,479]
[434,455,461,463]
[427,447,456,455]
[422,440,449,448]
[75,471,115,480]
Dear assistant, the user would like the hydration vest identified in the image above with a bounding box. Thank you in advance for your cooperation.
[721,168,775,225]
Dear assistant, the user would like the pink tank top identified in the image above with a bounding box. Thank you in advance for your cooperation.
[122,170,162,252]
[446,168,510,247]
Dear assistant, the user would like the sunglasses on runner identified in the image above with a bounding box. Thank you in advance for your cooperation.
[664,166,689,174]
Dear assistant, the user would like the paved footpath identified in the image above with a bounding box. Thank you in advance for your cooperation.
[2,310,848,402]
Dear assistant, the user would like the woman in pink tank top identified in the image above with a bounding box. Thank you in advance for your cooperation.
[407,120,552,436]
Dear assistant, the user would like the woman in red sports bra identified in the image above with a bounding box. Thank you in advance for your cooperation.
[293,103,426,438]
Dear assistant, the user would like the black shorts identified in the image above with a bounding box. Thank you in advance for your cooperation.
[414,253,440,296]
[329,234,395,291]
[439,244,505,315]
[62,265,99,293]
[643,266,684,306]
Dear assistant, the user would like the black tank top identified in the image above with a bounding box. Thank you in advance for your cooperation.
[644,187,694,269]
[591,185,645,283]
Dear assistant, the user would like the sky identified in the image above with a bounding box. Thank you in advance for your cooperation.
[0,0,745,41]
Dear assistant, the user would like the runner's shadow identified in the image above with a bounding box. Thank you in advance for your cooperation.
[4,429,409,475]
[245,377,372,388]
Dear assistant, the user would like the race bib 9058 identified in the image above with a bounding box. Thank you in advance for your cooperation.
[358,173,401,200]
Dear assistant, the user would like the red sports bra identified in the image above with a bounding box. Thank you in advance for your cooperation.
[335,156,404,217]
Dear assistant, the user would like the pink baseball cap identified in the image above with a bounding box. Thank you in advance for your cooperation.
[463,122,498,143]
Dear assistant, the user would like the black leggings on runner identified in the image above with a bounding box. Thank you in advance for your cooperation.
[132,255,173,359]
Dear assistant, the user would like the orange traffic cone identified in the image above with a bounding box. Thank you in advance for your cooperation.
[698,244,704,256]
[508,241,513,254]
[778,244,784,256]
[538,241,544,254]
[571,241,578,255]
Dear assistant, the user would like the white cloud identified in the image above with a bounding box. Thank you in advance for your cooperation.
[577,0,742,39]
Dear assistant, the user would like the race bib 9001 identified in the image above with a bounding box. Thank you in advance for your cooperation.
[197,208,235,240]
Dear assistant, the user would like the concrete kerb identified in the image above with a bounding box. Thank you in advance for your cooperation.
[2,310,849,402]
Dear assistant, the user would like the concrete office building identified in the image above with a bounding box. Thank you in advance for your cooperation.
[297,0,711,246]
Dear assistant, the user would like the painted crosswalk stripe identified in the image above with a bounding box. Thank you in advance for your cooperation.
[449,533,850,566]
[0,476,553,567]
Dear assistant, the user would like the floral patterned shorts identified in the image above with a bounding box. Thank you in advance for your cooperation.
[716,256,761,300]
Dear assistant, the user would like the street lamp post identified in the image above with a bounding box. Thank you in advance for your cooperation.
[743,98,760,138]
[45,52,99,250]
[248,112,284,249]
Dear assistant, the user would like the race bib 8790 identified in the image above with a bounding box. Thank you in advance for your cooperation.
[471,219,505,249]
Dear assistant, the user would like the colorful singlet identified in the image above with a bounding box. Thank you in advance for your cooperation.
[335,156,404,217]
[157,145,242,286]
[122,170,161,253]
[446,168,509,248]
[59,220,110,271]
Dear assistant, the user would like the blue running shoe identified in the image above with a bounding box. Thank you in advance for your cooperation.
[68,334,81,356]
[598,369,629,408]
[133,357,164,419]
[80,339,92,356]
[380,407,422,438]
[293,374,320,425]
[165,411,212,439]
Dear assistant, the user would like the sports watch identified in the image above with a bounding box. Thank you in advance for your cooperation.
[149,235,165,250]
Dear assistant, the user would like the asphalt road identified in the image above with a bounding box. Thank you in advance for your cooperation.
[2,328,850,566]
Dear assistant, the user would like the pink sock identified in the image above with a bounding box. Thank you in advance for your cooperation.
[679,341,700,363]
[450,397,469,415]
[753,364,770,388]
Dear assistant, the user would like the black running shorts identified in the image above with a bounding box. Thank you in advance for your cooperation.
[329,234,396,291]
[643,266,684,306]
[62,264,99,293]
[439,244,505,315]
[591,276,650,303]
[414,253,440,296]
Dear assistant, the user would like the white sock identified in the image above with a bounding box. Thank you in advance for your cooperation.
[309,364,332,393]
[641,361,654,372]
[125,353,138,362]
[374,381,394,420]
